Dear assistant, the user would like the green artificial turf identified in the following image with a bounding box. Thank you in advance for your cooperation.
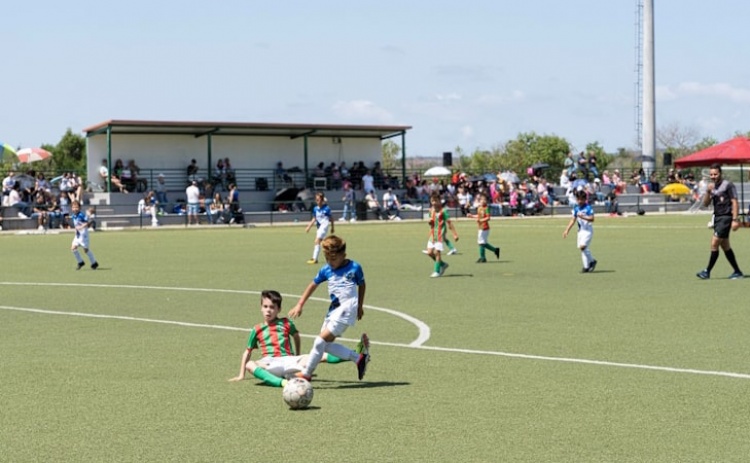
[1,214,749,462]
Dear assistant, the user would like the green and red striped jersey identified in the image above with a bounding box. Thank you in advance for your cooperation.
[246,318,298,357]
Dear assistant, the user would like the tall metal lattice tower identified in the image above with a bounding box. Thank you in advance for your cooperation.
[634,0,644,150]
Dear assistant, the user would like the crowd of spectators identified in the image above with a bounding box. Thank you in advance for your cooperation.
[2,169,84,231]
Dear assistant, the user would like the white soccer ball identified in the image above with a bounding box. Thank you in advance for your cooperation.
[283,377,314,410]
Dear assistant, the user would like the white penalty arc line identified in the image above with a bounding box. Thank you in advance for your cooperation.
[0,282,431,347]
[2,305,750,381]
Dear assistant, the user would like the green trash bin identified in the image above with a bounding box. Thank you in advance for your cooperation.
[355,201,368,221]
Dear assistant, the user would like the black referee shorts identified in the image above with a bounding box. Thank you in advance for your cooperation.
[713,215,732,239]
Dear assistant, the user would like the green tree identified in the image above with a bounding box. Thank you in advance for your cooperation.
[502,132,571,174]
[53,128,87,174]
[381,140,401,172]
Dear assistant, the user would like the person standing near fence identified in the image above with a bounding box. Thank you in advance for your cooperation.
[696,164,743,280]
[186,180,200,225]
[339,181,355,223]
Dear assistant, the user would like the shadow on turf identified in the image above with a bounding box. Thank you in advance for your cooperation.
[313,379,411,390]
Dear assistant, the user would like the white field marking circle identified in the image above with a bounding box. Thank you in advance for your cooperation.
[0,282,431,347]
[2,283,750,381]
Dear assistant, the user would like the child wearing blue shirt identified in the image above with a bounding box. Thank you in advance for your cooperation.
[563,190,597,273]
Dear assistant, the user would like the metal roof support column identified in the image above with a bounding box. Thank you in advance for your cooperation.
[400,131,407,187]
[106,126,112,192]
[304,135,309,181]
[207,133,212,176]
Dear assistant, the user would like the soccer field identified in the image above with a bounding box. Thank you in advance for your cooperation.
[2,214,749,462]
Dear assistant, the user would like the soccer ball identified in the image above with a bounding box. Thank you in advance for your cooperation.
[283,377,314,410]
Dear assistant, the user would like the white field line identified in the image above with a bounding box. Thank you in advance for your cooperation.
[2,284,749,380]
[0,282,430,347]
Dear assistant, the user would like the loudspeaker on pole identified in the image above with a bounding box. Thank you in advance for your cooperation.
[442,152,452,167]
[663,152,672,166]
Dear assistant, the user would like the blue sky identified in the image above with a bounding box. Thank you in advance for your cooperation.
[4,0,750,156]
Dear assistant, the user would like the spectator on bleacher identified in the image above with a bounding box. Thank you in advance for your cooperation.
[31,192,48,230]
[559,170,571,190]
[402,179,420,207]
[59,191,71,228]
[35,173,51,194]
[209,191,225,224]
[2,170,15,207]
[648,171,660,194]
[99,160,128,193]
[137,191,159,227]
[338,161,350,181]
[588,151,599,179]
[46,193,62,229]
[339,181,355,222]
[59,172,73,194]
[276,161,293,186]
[372,161,385,189]
[576,151,588,179]
[155,173,168,213]
[186,180,201,225]
[9,182,31,218]
[382,187,402,220]
[126,160,141,189]
[457,186,472,216]
[361,169,375,194]
[330,164,342,190]
[612,169,626,194]
[71,172,84,200]
[591,178,606,203]
[564,152,575,177]
[187,159,199,184]
[226,182,243,224]
[365,189,387,220]
[601,170,613,188]
[222,158,235,184]
[605,189,621,216]
[113,158,125,178]
[214,158,227,190]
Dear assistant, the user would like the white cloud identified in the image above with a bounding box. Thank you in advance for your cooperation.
[657,82,750,103]
[331,100,394,123]
[461,125,474,138]
[435,93,462,102]
[475,90,525,105]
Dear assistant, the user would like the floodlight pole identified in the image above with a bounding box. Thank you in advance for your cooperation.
[642,0,656,174]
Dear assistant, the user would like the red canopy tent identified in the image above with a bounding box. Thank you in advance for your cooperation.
[675,136,750,219]
[674,136,750,168]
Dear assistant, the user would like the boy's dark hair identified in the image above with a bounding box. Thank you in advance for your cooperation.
[575,190,588,201]
[261,290,283,309]
[710,163,722,172]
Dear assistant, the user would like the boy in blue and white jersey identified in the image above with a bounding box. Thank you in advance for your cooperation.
[288,235,370,381]
[70,201,99,270]
[305,192,334,264]
[563,190,597,273]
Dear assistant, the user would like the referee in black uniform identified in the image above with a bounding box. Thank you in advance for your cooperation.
[697,163,744,280]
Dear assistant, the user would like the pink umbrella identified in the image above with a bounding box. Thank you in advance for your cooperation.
[16,147,53,163]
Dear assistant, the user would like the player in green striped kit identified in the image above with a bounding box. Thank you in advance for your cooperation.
[425,192,459,277]
[228,290,348,387]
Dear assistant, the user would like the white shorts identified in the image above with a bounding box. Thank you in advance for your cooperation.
[427,240,444,253]
[477,229,490,245]
[321,298,359,335]
[256,355,308,379]
[72,232,90,249]
[316,223,330,240]
[577,230,592,248]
